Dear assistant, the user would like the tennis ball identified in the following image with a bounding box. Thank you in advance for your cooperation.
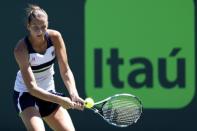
[85,97,94,108]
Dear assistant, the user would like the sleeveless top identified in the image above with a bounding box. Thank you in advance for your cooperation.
[14,33,56,92]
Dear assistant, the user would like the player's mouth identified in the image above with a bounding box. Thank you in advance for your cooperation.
[37,34,43,37]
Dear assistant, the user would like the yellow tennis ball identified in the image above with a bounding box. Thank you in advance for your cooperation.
[85,97,94,108]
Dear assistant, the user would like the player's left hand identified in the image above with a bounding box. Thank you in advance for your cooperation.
[70,94,84,111]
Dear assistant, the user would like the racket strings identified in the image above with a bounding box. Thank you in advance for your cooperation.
[102,97,142,127]
[104,105,140,126]
[104,104,140,124]
[104,103,140,119]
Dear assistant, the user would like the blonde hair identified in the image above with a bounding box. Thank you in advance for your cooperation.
[26,4,48,23]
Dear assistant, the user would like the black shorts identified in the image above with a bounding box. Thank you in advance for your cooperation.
[12,90,64,117]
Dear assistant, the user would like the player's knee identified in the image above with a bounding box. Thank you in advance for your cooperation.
[61,122,75,131]
[25,126,45,131]
[70,126,75,131]
[24,121,45,131]
[66,126,75,131]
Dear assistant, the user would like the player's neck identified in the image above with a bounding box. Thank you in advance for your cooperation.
[28,35,45,46]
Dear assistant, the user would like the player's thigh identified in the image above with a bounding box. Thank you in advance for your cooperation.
[43,106,75,131]
[20,107,45,131]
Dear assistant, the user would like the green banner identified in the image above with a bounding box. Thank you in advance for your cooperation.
[85,0,195,108]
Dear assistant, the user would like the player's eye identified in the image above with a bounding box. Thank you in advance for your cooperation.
[31,26,39,31]
[42,26,47,29]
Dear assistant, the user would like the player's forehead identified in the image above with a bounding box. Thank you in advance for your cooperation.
[29,17,48,26]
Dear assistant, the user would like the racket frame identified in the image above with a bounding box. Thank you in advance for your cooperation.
[86,93,142,127]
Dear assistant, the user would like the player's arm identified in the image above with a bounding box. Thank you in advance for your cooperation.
[49,30,84,109]
[14,40,74,109]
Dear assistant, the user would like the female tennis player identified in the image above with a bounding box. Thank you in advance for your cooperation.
[13,4,84,131]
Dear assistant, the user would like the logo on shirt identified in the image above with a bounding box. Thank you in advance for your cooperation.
[31,57,36,62]
[51,51,55,56]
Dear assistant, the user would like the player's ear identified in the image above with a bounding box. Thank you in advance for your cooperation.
[26,23,30,31]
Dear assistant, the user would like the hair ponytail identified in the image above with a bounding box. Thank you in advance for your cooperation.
[25,4,48,23]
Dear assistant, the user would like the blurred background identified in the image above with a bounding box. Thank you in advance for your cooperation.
[0,0,196,130]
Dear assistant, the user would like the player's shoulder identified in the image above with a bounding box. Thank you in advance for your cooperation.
[14,38,27,56]
[47,29,62,39]
[46,29,64,45]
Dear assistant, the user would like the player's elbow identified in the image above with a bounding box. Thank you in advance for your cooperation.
[26,82,38,95]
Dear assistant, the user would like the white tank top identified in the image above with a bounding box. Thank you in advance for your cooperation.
[14,33,56,92]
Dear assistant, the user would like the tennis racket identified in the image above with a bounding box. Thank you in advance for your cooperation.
[84,93,142,127]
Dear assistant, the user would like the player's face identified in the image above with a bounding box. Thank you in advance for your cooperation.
[27,16,48,39]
